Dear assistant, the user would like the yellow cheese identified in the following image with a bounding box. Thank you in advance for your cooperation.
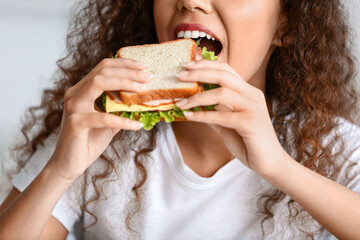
[105,95,176,112]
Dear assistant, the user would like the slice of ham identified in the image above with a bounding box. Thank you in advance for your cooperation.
[106,91,182,107]
[142,98,183,106]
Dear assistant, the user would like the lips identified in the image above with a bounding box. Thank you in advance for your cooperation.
[173,23,223,56]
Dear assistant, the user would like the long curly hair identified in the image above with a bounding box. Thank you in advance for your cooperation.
[6,0,359,238]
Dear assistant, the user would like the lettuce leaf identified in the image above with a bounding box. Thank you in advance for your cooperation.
[117,106,217,130]
[139,112,162,130]
[101,92,107,110]
[201,46,218,61]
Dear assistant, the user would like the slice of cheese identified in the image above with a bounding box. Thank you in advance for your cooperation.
[105,94,177,112]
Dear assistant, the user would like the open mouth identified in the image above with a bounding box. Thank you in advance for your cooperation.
[175,29,223,56]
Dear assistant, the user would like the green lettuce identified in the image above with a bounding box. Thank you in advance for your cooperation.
[201,46,218,61]
[104,44,220,130]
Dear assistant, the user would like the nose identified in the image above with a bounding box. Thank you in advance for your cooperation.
[177,0,213,14]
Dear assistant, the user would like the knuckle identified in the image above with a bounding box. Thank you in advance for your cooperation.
[64,87,73,101]
[100,58,111,67]
[120,68,133,79]
[217,87,229,97]
[91,75,103,88]
[99,67,111,76]
[100,113,110,124]
[256,89,265,100]
[64,98,76,113]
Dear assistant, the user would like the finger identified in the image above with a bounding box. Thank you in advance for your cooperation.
[94,67,153,84]
[96,58,148,71]
[184,59,240,78]
[76,112,143,130]
[183,111,241,129]
[66,75,147,112]
[79,75,148,104]
[176,87,247,111]
[177,68,248,94]
[68,58,149,98]
[71,67,152,97]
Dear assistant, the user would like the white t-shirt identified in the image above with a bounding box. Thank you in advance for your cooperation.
[11,120,360,240]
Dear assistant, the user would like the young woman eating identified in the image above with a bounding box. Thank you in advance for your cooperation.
[1,0,360,239]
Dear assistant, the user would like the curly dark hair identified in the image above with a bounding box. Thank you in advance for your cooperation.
[6,0,359,238]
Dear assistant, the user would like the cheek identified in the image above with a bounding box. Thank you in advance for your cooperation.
[226,1,280,81]
[153,1,174,43]
[229,31,274,82]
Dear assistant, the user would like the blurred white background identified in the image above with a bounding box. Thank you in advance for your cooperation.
[0,0,75,163]
[0,0,359,237]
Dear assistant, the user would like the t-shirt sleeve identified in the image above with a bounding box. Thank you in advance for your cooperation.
[346,147,360,194]
[339,120,360,194]
[10,134,83,232]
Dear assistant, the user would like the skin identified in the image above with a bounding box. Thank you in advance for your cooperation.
[0,0,360,239]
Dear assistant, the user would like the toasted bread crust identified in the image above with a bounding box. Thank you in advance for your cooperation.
[119,84,199,105]
[117,39,197,105]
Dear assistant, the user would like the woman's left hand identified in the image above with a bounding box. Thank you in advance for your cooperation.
[176,59,289,178]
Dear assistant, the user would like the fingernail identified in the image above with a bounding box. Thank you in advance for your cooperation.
[139,72,153,80]
[183,61,195,67]
[133,82,146,90]
[132,122,143,129]
[184,111,193,117]
[177,71,189,78]
[175,99,188,108]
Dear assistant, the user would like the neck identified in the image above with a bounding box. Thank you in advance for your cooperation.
[171,121,234,177]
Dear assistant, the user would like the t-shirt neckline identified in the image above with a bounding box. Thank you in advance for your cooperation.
[159,122,245,189]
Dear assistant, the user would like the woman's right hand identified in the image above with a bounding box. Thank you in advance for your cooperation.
[49,58,152,183]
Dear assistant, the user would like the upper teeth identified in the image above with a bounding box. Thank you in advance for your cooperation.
[177,30,216,41]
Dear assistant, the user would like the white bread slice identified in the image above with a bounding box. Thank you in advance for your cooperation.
[117,39,198,105]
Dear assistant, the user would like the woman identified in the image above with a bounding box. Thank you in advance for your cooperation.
[0,0,359,239]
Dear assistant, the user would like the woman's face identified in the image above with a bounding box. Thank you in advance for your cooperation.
[153,0,281,91]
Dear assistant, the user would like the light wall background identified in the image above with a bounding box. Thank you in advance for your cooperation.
[0,0,75,162]
[0,0,359,209]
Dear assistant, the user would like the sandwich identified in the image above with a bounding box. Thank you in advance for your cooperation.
[102,38,219,130]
